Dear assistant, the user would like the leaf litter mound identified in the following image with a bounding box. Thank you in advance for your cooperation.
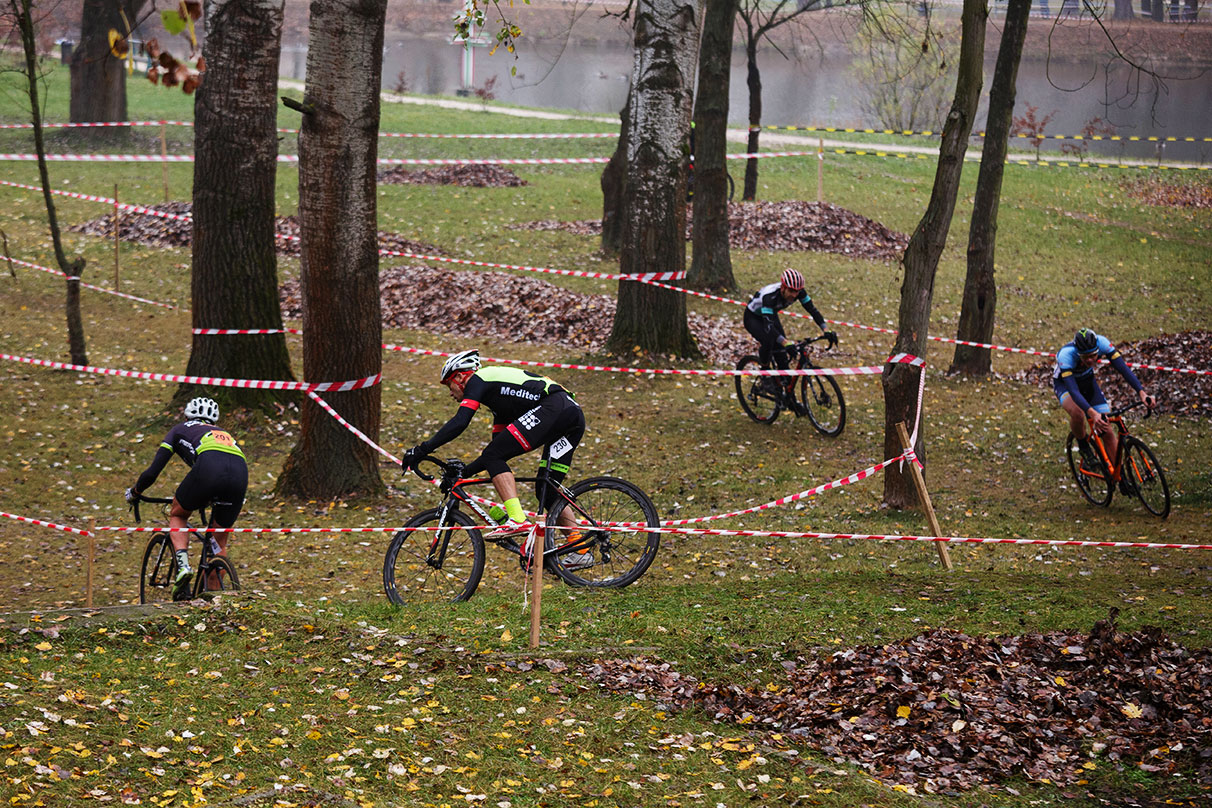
[376,164,527,187]
[280,264,753,365]
[584,616,1212,793]
[513,200,908,261]
[67,201,444,257]
[1016,330,1212,418]
[1120,176,1212,209]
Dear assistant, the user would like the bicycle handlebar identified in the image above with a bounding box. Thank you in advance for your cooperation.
[407,455,472,492]
[1105,399,1153,419]
[787,334,837,352]
[126,491,172,523]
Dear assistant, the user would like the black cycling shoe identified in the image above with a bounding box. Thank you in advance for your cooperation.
[1118,478,1135,496]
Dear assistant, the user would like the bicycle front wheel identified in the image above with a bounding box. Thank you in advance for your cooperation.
[383,508,485,605]
[1123,437,1170,519]
[546,477,660,588]
[140,532,178,605]
[1066,433,1112,507]
[735,356,780,424]
[801,371,845,437]
[198,555,240,597]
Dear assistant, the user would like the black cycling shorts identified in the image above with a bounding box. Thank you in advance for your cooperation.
[175,450,249,528]
[477,391,585,478]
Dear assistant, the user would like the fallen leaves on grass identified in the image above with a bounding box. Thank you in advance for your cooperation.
[584,617,1212,791]
[67,202,444,258]
[377,164,527,187]
[281,265,755,366]
[1121,177,1212,209]
[1017,330,1212,418]
[513,200,908,261]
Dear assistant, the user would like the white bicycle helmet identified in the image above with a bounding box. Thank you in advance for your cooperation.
[184,396,219,423]
[440,349,481,382]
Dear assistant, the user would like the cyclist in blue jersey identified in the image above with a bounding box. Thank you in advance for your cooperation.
[401,351,589,560]
[125,397,248,599]
[744,268,837,413]
[1054,328,1155,489]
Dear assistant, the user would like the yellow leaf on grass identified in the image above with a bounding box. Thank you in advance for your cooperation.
[1121,703,1143,719]
[896,705,911,719]
[500,628,513,642]
[34,642,52,651]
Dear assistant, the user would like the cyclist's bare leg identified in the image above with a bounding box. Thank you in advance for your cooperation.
[169,499,192,553]
[205,523,229,590]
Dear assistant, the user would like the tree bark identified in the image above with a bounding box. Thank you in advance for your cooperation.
[182,0,296,410]
[276,0,387,499]
[600,89,631,256]
[950,0,1030,376]
[606,0,703,358]
[70,0,147,123]
[688,0,738,292]
[742,33,761,201]
[882,0,985,507]
[15,0,88,364]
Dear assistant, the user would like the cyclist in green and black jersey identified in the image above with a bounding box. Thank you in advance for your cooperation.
[402,350,587,546]
[125,397,248,598]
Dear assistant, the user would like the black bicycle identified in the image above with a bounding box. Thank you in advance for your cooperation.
[383,456,660,604]
[735,335,846,435]
[129,492,240,603]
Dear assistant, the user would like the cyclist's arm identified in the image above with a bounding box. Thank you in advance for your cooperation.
[135,444,174,493]
[1058,372,1094,414]
[1106,352,1144,393]
[416,403,477,455]
[799,293,826,330]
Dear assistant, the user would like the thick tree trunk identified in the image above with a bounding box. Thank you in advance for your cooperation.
[688,0,738,292]
[600,89,631,256]
[950,0,1030,377]
[606,0,703,358]
[277,0,387,499]
[742,37,761,201]
[1113,0,1134,19]
[182,0,296,410]
[69,0,147,123]
[883,0,985,507]
[16,0,88,363]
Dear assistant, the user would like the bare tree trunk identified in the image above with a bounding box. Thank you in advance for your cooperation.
[277,0,387,499]
[606,0,703,358]
[688,0,738,292]
[600,89,631,256]
[15,0,87,364]
[742,34,761,201]
[882,0,985,507]
[182,0,296,410]
[1113,0,1134,19]
[70,0,147,123]
[951,0,1030,377]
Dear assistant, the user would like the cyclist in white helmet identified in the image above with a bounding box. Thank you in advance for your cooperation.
[126,396,248,599]
[402,350,589,556]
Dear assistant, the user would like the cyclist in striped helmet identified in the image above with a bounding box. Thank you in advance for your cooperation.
[744,268,837,413]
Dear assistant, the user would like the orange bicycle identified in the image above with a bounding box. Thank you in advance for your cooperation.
[1066,401,1170,518]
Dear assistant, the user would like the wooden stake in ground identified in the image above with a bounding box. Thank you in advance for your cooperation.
[0,228,14,278]
[112,184,120,291]
[529,526,543,648]
[160,122,170,202]
[817,138,824,203]
[895,421,953,570]
[86,518,96,607]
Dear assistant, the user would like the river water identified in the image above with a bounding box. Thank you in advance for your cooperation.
[279,29,1212,164]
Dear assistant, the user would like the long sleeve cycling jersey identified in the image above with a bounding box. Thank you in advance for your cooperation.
[136,419,246,493]
[1051,333,1143,413]
[745,282,825,330]
[417,367,572,454]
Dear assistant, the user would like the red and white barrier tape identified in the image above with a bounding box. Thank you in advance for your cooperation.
[0,120,617,139]
[0,178,196,223]
[194,327,300,335]
[0,353,379,392]
[0,120,192,130]
[8,255,178,309]
[307,391,401,465]
[377,245,685,282]
[1,511,91,537]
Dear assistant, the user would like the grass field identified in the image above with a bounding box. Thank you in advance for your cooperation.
[1,60,1211,807]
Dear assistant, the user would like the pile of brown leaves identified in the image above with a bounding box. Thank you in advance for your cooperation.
[1121,177,1212,209]
[585,620,1212,791]
[280,264,752,365]
[512,200,907,260]
[68,202,443,257]
[1016,330,1212,418]
[376,164,527,187]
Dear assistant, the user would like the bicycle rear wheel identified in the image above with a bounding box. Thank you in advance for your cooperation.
[735,356,781,424]
[545,477,660,588]
[383,508,485,604]
[139,533,178,605]
[1123,437,1170,519]
[1066,433,1112,507]
[800,371,845,437]
[198,555,240,597]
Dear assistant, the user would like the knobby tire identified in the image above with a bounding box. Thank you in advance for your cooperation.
[735,356,780,424]
[1123,437,1170,519]
[1066,433,1113,507]
[139,532,177,605]
[801,372,845,437]
[384,508,486,604]
[545,477,660,588]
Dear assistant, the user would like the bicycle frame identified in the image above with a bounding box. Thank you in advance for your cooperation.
[434,473,585,558]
